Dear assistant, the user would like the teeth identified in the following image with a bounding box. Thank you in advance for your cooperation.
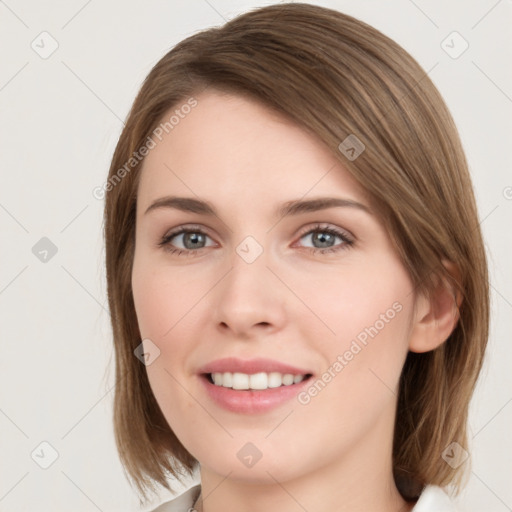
[282,374,294,386]
[233,373,249,390]
[268,372,282,388]
[210,372,306,390]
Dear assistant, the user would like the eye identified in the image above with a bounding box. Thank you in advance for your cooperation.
[158,225,216,256]
[158,223,354,257]
[295,224,354,254]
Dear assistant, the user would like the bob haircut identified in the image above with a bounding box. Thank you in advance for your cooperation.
[103,2,489,503]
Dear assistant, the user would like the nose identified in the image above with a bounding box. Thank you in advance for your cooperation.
[211,248,287,339]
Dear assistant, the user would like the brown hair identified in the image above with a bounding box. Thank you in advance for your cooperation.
[103,2,489,503]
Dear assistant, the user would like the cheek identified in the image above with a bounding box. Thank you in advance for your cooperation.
[131,260,200,420]
[296,257,414,417]
[293,256,412,349]
[131,256,200,342]
[131,255,210,403]
[131,274,171,341]
[295,257,414,413]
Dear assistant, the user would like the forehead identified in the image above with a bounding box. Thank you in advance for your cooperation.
[136,90,369,213]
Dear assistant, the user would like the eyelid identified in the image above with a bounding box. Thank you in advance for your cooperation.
[161,223,214,240]
[158,224,218,251]
[293,222,354,245]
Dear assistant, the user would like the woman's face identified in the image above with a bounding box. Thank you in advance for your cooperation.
[132,90,418,484]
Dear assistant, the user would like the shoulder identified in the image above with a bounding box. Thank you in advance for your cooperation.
[149,485,201,512]
[412,485,459,512]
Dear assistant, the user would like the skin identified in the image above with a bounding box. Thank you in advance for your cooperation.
[131,89,459,512]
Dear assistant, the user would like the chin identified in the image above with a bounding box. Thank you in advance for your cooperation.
[208,465,300,485]
[197,446,311,485]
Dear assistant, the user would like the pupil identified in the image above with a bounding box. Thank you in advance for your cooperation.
[184,232,204,249]
[313,232,334,248]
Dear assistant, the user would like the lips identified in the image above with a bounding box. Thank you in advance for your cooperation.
[198,357,312,376]
[197,357,314,413]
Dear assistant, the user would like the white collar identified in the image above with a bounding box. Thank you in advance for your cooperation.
[412,485,458,511]
[152,483,458,511]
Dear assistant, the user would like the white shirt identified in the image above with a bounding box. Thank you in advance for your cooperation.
[151,483,458,511]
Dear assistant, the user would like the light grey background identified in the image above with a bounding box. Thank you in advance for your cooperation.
[1,1,511,511]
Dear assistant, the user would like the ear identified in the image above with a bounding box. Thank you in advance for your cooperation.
[408,260,463,353]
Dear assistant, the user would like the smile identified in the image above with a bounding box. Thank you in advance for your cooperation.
[209,371,308,390]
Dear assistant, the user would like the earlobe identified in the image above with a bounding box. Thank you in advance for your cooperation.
[408,260,462,354]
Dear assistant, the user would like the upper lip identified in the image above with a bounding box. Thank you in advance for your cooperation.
[198,357,312,376]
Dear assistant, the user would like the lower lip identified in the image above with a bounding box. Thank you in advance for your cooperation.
[199,374,313,414]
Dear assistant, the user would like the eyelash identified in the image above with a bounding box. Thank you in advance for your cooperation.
[157,223,354,257]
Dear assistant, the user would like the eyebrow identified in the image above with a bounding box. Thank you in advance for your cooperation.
[144,195,372,217]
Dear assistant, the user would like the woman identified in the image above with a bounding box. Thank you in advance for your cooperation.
[103,3,489,511]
